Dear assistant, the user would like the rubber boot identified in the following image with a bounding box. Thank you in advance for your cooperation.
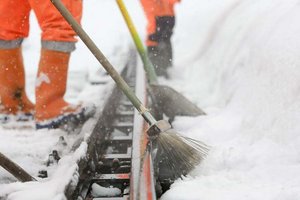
[157,39,173,69]
[147,45,172,78]
[35,49,95,130]
[0,48,34,123]
[147,46,168,78]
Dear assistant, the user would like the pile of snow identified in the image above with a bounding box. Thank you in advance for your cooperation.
[91,183,121,197]
[162,0,300,199]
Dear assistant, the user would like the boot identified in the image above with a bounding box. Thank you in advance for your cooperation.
[157,39,173,69]
[147,46,167,78]
[147,45,171,78]
[0,48,34,123]
[35,49,95,130]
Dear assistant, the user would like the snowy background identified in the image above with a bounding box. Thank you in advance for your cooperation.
[1,0,300,199]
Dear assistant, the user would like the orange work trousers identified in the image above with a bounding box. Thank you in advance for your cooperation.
[140,0,179,46]
[0,0,82,42]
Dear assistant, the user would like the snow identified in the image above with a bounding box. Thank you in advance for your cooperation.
[162,0,300,199]
[36,73,50,87]
[1,0,300,199]
[91,183,121,197]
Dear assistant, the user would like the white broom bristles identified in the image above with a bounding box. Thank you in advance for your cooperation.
[155,128,209,179]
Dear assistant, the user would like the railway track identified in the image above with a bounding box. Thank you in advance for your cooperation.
[0,49,175,200]
[64,50,169,200]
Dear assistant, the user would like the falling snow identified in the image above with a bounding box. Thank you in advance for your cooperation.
[1,0,300,199]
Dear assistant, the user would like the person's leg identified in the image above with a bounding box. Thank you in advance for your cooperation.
[30,0,82,44]
[141,0,164,76]
[155,15,175,69]
[0,0,34,122]
[30,0,94,129]
[140,0,159,47]
[35,49,73,120]
[148,17,175,77]
[0,0,31,41]
[0,48,35,120]
[141,0,176,78]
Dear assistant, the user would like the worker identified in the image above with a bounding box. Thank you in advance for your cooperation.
[0,0,95,129]
[140,0,180,78]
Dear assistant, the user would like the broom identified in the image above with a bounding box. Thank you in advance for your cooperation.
[0,151,36,182]
[115,0,206,120]
[50,0,209,178]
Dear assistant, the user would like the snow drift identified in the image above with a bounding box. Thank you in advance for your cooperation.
[163,0,300,199]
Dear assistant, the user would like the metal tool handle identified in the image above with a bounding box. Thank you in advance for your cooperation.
[50,0,157,125]
[0,152,36,182]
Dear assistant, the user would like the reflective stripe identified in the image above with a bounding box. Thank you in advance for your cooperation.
[41,41,76,53]
[0,39,23,49]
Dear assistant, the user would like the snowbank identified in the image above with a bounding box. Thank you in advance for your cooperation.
[162,0,300,199]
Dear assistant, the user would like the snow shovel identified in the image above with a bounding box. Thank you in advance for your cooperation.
[0,151,36,182]
[51,0,208,179]
[116,0,205,120]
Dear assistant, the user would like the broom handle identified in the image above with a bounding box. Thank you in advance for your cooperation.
[0,152,36,182]
[116,0,158,85]
[50,0,157,125]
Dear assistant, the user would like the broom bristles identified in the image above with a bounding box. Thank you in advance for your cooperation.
[155,128,209,179]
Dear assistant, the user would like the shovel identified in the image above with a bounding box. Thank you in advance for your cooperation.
[116,0,205,120]
[50,0,208,179]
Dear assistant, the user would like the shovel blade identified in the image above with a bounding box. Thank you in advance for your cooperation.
[149,84,205,119]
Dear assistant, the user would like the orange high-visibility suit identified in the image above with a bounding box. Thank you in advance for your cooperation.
[140,0,180,77]
[140,0,179,46]
[0,0,94,129]
[0,0,82,43]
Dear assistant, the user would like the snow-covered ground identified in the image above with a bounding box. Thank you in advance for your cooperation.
[1,0,300,199]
